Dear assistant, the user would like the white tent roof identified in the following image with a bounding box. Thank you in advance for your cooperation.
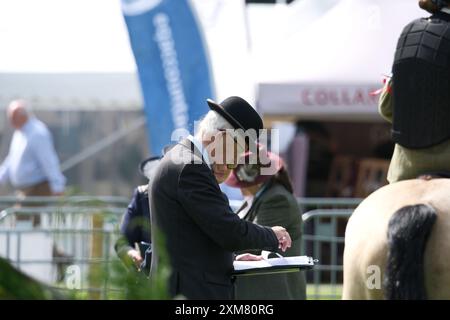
[255,0,424,121]
[0,72,142,110]
[247,0,340,56]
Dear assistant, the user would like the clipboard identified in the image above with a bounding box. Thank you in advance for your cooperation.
[232,251,317,277]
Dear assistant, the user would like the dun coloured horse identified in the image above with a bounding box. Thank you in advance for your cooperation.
[343,177,450,299]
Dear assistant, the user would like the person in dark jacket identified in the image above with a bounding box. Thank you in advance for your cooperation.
[149,96,292,300]
[226,148,306,300]
[115,156,161,273]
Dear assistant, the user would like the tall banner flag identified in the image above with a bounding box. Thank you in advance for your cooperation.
[122,0,214,155]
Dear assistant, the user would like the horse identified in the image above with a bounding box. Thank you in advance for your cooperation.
[343,177,450,299]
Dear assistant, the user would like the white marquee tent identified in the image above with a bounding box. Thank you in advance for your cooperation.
[253,0,424,121]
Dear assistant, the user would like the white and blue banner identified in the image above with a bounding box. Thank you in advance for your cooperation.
[122,0,214,155]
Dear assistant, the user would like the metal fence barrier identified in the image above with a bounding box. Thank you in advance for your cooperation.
[298,197,362,300]
[0,195,129,208]
[0,196,362,300]
[301,209,354,300]
[0,197,126,299]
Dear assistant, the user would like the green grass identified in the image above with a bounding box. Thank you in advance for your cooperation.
[307,284,342,300]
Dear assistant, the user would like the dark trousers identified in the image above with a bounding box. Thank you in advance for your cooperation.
[16,180,52,227]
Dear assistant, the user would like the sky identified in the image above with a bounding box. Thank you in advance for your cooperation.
[0,0,136,73]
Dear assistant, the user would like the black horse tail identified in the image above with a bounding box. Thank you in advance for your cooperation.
[384,204,437,300]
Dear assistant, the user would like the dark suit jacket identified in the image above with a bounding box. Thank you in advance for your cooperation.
[114,185,152,272]
[149,139,278,300]
[119,185,151,247]
[234,182,306,300]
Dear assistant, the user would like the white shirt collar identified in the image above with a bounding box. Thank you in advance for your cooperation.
[187,135,212,169]
[442,7,450,14]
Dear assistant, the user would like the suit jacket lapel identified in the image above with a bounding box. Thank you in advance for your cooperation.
[178,138,207,166]
[236,201,249,218]
[246,203,258,222]
[242,183,271,222]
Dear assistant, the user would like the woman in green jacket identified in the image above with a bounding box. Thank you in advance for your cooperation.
[226,149,306,300]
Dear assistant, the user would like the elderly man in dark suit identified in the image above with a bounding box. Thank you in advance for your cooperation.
[149,96,292,300]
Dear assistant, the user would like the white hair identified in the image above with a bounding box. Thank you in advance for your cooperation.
[7,99,32,116]
[195,110,233,141]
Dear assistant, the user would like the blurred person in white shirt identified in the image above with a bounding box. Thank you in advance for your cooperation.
[0,99,66,197]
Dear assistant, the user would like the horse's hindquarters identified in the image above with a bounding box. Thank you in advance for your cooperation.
[343,179,450,300]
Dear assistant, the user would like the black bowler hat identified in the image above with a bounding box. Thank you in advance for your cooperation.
[206,96,264,136]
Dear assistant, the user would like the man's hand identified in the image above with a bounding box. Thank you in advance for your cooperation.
[271,226,292,252]
[127,249,143,269]
[235,253,264,261]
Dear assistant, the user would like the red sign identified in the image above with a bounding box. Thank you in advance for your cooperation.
[299,87,379,107]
